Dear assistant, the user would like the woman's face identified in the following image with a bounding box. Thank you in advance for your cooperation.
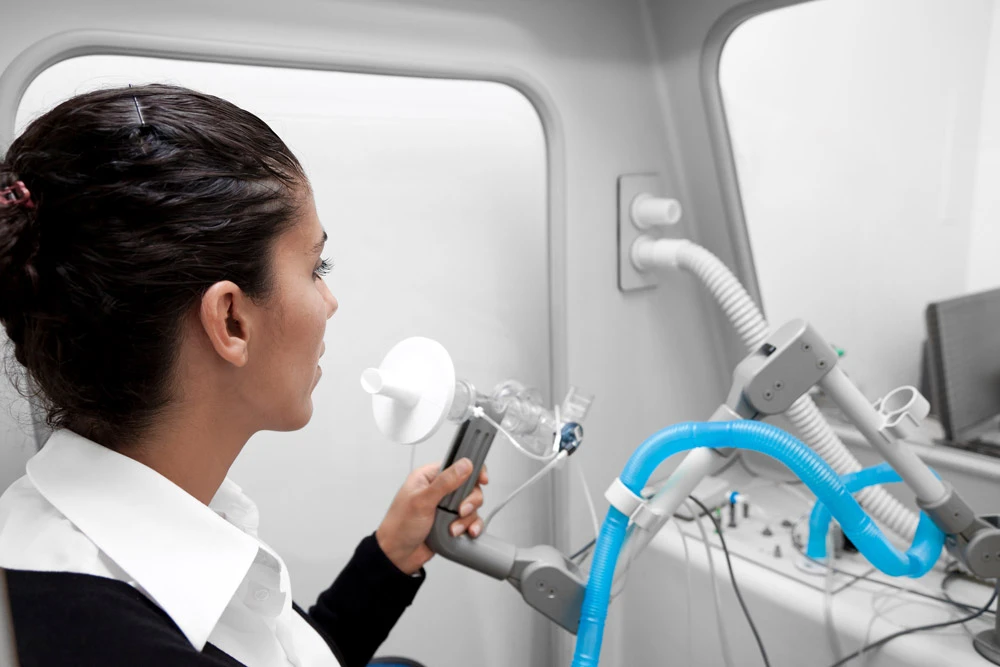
[245,189,338,430]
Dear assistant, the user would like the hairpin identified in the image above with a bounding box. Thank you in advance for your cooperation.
[128,83,146,127]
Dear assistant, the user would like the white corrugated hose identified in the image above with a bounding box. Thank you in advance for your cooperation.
[633,237,919,540]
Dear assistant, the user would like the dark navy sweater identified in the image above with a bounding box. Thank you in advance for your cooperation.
[6,534,423,667]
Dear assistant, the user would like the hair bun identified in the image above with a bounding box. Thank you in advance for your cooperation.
[0,170,42,323]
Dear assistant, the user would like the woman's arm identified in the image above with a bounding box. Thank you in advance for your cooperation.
[305,534,424,667]
[305,459,487,666]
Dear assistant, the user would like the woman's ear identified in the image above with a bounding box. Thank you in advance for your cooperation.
[199,281,253,367]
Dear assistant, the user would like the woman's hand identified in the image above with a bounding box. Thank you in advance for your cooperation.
[375,458,489,575]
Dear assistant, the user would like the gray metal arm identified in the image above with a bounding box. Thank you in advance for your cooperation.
[733,320,1000,581]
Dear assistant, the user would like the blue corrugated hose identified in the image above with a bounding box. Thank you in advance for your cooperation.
[571,421,945,667]
[805,461,943,576]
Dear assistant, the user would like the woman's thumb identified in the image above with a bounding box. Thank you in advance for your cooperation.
[425,458,474,504]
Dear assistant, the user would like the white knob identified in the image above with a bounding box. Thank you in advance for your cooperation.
[361,368,421,407]
[630,194,682,230]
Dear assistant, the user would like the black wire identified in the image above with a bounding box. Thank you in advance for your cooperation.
[569,538,596,562]
[788,524,996,617]
[939,570,978,637]
[688,495,772,667]
[825,585,998,667]
[738,452,804,485]
[940,567,998,617]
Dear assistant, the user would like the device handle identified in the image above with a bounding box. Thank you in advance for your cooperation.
[426,414,518,580]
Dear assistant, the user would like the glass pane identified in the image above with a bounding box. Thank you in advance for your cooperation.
[721,0,998,402]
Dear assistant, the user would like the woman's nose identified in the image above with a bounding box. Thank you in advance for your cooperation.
[323,283,338,319]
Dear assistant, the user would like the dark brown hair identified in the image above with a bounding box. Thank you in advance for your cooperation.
[0,84,306,449]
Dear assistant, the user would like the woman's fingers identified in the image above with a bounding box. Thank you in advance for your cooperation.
[449,512,484,538]
[458,486,484,517]
[446,462,487,537]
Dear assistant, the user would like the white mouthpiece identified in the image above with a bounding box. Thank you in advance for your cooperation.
[361,337,456,445]
[360,368,421,407]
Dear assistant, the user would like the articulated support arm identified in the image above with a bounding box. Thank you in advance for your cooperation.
[729,319,1000,579]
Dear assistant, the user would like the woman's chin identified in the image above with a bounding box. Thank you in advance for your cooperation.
[278,398,315,432]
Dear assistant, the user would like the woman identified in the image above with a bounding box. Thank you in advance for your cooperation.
[0,84,487,667]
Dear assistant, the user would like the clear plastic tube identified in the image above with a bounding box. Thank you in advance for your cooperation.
[483,451,567,529]
[449,379,564,458]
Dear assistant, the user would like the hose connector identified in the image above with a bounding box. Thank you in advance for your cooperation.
[630,235,692,272]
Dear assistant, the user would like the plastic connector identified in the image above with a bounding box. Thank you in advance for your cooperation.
[874,386,930,442]
[630,193,682,230]
[604,478,664,530]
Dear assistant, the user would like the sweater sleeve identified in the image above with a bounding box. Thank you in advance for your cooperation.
[305,533,425,667]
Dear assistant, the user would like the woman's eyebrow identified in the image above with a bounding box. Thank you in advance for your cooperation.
[312,231,328,254]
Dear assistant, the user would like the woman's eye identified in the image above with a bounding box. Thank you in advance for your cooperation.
[314,258,333,279]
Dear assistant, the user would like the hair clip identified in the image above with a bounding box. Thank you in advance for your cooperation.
[0,181,36,209]
[128,83,146,127]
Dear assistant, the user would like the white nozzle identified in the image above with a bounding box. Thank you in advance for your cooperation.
[361,337,456,445]
[631,236,690,272]
[630,194,682,230]
[361,368,421,407]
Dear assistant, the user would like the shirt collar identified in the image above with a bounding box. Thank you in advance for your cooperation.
[26,429,261,651]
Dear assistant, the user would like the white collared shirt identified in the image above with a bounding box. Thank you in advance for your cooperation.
[0,429,341,667]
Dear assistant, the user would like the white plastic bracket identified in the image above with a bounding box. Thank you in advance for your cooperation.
[873,386,931,442]
[605,478,664,530]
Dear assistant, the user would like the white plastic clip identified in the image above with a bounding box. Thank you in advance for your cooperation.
[604,478,664,530]
[873,386,930,443]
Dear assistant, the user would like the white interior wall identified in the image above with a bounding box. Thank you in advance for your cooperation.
[721,0,994,399]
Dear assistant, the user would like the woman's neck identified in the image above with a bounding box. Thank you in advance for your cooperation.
[125,400,254,505]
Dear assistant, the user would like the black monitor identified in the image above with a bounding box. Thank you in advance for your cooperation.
[925,287,1000,444]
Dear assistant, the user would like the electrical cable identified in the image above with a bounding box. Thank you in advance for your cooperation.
[568,409,600,568]
[483,451,566,530]
[739,451,803,485]
[789,524,995,617]
[824,530,845,662]
[858,588,908,667]
[569,538,596,563]
[825,586,997,667]
[941,569,996,637]
[687,499,735,667]
[689,495,772,667]
[577,459,601,545]
[673,518,694,666]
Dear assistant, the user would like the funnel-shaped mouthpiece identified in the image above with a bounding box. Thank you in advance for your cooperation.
[361,368,421,407]
[361,337,456,445]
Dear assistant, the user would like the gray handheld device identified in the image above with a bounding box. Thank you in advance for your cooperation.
[425,408,586,634]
